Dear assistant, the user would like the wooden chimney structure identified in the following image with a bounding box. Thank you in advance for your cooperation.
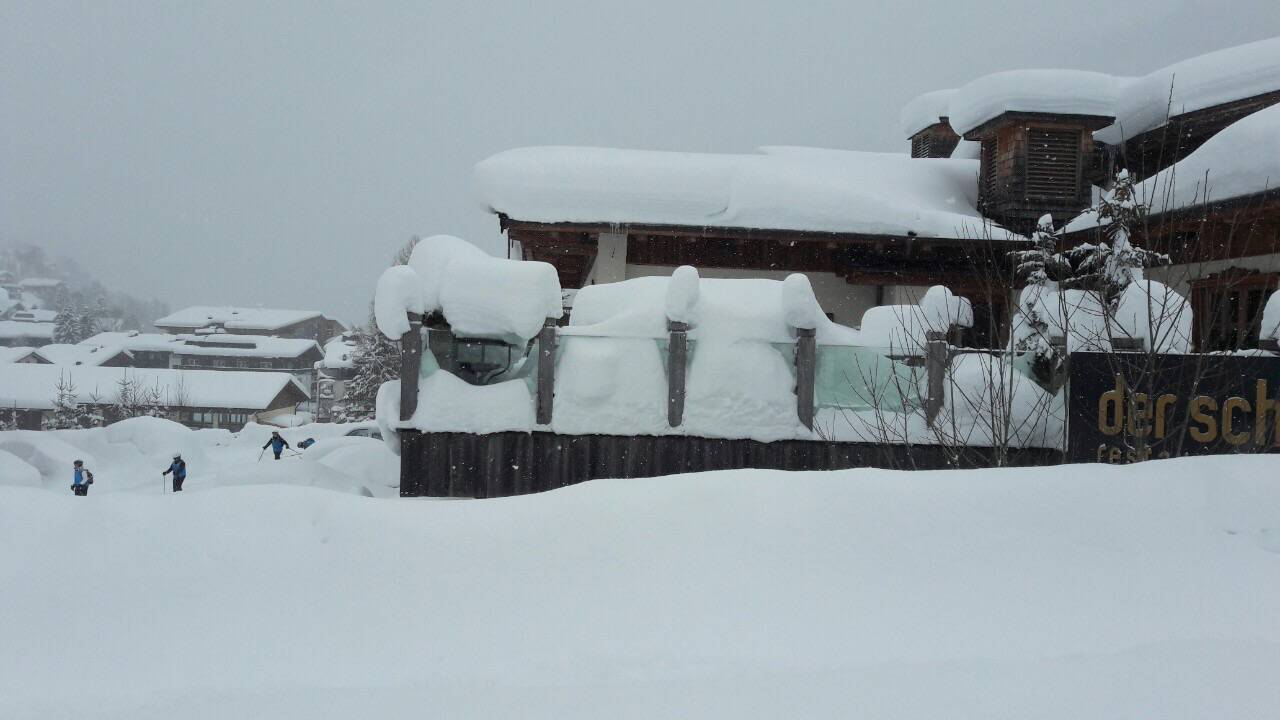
[966,111,1113,235]
[909,118,961,159]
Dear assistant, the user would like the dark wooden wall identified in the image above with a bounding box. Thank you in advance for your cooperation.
[399,430,1061,498]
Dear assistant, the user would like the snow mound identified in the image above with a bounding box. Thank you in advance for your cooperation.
[949,69,1120,136]
[0,432,95,483]
[0,449,41,487]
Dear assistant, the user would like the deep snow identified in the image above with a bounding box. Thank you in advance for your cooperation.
[1,453,1278,719]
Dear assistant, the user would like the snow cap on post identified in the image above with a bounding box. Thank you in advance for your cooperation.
[664,265,700,324]
[374,265,427,339]
[407,234,488,312]
[782,273,821,331]
[437,255,562,341]
[919,286,974,332]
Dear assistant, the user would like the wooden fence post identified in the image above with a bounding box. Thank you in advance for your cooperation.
[667,320,689,427]
[400,312,422,422]
[536,317,557,425]
[795,327,816,430]
[925,329,948,426]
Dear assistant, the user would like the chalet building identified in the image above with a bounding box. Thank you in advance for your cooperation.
[0,319,54,348]
[82,330,324,391]
[0,364,309,431]
[476,36,1280,350]
[154,306,345,343]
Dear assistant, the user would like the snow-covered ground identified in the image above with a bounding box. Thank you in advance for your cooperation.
[2,446,1278,719]
[0,417,397,498]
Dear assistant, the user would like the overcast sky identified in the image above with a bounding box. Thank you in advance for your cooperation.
[2,2,1278,324]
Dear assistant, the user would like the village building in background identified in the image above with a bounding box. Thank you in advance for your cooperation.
[153,305,345,343]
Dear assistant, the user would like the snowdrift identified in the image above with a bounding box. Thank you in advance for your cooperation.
[1,456,1278,718]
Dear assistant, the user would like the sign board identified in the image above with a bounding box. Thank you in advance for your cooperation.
[1066,351,1280,463]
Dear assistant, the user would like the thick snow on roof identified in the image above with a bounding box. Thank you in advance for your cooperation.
[949,70,1121,136]
[1096,36,1280,145]
[81,331,181,353]
[1067,103,1280,231]
[477,145,1019,241]
[156,306,321,331]
[9,308,58,323]
[33,344,127,366]
[0,364,307,411]
[172,334,319,359]
[321,336,357,369]
[900,88,957,137]
[0,320,53,341]
[0,346,37,363]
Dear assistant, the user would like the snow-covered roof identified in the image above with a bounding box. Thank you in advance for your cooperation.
[0,365,308,411]
[948,70,1121,137]
[17,278,63,288]
[1096,36,1280,145]
[171,334,320,359]
[33,343,128,367]
[8,309,57,323]
[0,320,54,341]
[155,306,322,331]
[476,146,1020,241]
[900,88,957,137]
[1066,103,1280,231]
[0,346,38,363]
[321,336,357,369]
[81,331,182,353]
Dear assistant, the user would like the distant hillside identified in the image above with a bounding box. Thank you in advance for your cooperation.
[0,242,169,331]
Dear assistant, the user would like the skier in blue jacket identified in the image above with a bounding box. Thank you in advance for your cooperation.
[71,459,94,496]
[263,431,290,460]
[162,453,187,492]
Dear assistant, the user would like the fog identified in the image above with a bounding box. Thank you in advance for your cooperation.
[2,1,1278,324]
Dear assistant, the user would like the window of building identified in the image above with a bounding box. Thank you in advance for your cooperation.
[1191,270,1279,351]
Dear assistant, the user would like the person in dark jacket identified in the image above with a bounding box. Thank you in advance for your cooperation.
[162,453,187,492]
[263,431,290,460]
[71,460,94,496]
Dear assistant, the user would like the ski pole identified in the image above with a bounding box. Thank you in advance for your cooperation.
[257,447,265,463]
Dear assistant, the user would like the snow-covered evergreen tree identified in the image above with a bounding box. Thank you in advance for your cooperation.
[42,373,95,429]
[1061,170,1169,305]
[52,305,79,344]
[338,321,401,422]
[1011,215,1069,385]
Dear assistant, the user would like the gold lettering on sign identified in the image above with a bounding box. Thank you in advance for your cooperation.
[1099,374,1126,436]
[1255,380,1278,446]
[1127,392,1152,437]
[1222,396,1251,446]
[1189,396,1218,443]
[1154,394,1176,439]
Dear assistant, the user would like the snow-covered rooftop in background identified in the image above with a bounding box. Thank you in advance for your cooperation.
[0,320,54,341]
[1067,103,1280,231]
[321,335,357,369]
[172,334,320,359]
[948,70,1121,136]
[8,309,58,323]
[155,306,322,331]
[0,364,308,411]
[81,331,181,353]
[32,344,128,367]
[1096,36,1280,145]
[477,146,1020,241]
[0,346,37,363]
[900,88,956,137]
